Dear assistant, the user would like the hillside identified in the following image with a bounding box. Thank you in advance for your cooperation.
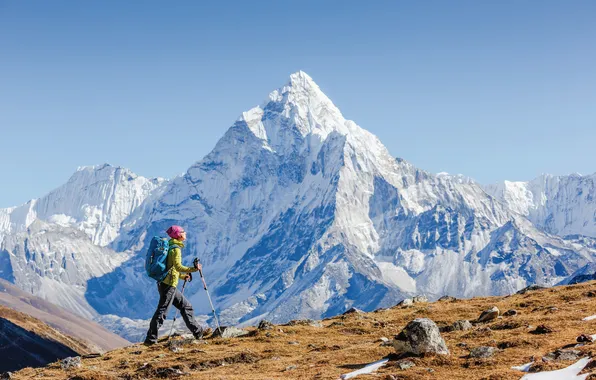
[0,279,129,352]
[11,280,596,379]
[0,305,89,373]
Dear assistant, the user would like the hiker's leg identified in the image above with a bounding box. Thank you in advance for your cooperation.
[172,289,203,337]
[145,283,175,343]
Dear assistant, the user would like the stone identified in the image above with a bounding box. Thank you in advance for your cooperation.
[284,365,297,371]
[545,307,559,314]
[452,320,473,331]
[477,306,500,322]
[396,360,415,370]
[438,296,457,302]
[60,356,81,370]
[503,309,517,317]
[379,337,392,346]
[211,326,250,338]
[577,334,594,343]
[469,346,498,358]
[396,298,413,307]
[542,349,581,362]
[530,325,553,334]
[0,372,12,380]
[412,295,428,303]
[258,320,273,330]
[288,341,300,345]
[393,318,450,356]
[516,285,547,295]
[343,307,364,315]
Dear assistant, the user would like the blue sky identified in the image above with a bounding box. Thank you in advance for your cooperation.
[1,1,595,207]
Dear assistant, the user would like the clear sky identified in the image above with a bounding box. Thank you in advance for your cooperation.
[1,1,595,208]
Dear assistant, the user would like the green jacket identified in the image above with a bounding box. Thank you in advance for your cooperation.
[162,238,197,288]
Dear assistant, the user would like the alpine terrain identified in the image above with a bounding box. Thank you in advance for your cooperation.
[0,72,595,336]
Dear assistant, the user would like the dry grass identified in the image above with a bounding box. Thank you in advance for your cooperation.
[12,281,596,379]
[0,305,93,355]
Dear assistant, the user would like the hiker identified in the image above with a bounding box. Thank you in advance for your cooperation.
[144,225,204,345]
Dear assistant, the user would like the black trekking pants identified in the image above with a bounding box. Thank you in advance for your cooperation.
[145,281,203,343]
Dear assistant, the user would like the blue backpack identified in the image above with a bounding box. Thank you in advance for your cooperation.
[145,237,179,282]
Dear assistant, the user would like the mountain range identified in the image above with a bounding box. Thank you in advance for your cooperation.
[0,72,594,338]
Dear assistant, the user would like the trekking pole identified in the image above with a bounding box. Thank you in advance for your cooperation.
[194,258,222,335]
[167,275,190,339]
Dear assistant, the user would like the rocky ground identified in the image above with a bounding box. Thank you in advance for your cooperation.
[8,280,596,379]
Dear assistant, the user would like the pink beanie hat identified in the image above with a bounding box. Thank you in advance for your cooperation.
[166,225,185,239]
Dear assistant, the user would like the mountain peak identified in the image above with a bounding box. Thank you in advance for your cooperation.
[287,70,318,90]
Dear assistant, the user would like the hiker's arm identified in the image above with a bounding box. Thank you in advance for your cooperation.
[172,247,197,273]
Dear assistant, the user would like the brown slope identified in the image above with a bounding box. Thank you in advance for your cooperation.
[0,279,129,353]
[0,306,82,373]
[11,280,596,380]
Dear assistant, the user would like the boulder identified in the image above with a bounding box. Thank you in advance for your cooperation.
[530,325,553,335]
[396,360,415,370]
[211,326,250,338]
[469,346,498,358]
[60,356,81,370]
[542,349,581,362]
[452,320,473,331]
[412,295,428,303]
[396,298,413,307]
[477,306,499,323]
[502,309,517,317]
[343,307,363,315]
[516,285,546,295]
[438,296,457,302]
[258,320,273,330]
[393,318,449,356]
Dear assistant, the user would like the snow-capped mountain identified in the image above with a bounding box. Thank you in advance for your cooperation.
[485,173,596,238]
[87,72,596,325]
[0,220,131,319]
[1,72,595,332]
[0,164,165,247]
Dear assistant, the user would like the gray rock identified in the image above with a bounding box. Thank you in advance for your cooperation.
[477,306,500,322]
[343,307,363,315]
[396,360,415,370]
[258,320,273,330]
[60,356,81,370]
[379,337,392,346]
[543,349,581,362]
[1,372,12,380]
[452,320,472,331]
[288,341,300,345]
[438,296,457,302]
[211,326,249,338]
[413,295,428,303]
[393,318,450,356]
[284,365,297,371]
[469,346,498,358]
[516,285,546,295]
[396,298,413,307]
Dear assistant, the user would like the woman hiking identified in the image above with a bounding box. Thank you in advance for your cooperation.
[144,225,204,345]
